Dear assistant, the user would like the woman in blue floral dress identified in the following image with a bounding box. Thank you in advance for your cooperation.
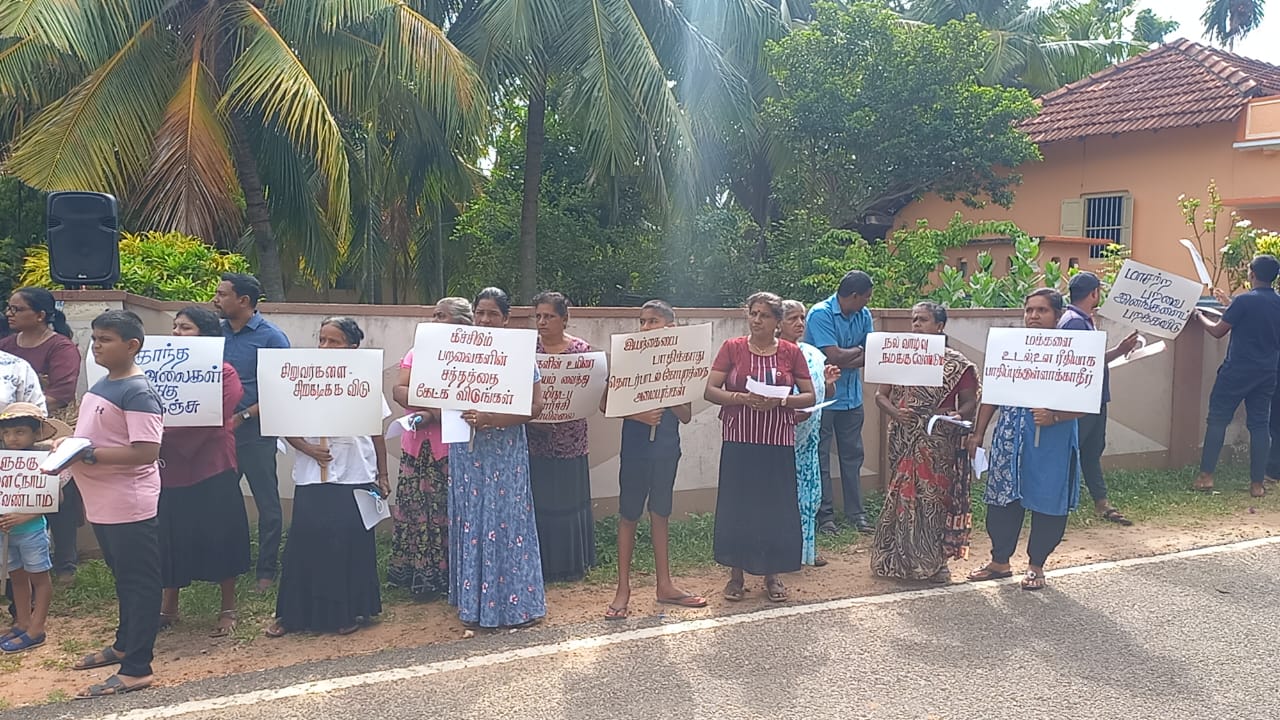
[448,287,547,628]
[779,300,838,567]
[967,289,1083,591]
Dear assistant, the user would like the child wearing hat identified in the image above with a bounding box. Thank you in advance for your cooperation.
[0,401,71,653]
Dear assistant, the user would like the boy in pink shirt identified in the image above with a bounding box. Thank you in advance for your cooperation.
[55,310,163,697]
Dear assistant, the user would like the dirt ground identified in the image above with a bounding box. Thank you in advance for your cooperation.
[4,510,1277,708]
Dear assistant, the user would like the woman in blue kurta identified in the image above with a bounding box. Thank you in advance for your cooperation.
[779,300,838,567]
[448,287,547,629]
[967,288,1082,591]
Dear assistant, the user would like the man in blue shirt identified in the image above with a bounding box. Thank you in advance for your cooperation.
[1057,272,1139,525]
[214,272,291,592]
[1194,255,1280,498]
[804,270,875,533]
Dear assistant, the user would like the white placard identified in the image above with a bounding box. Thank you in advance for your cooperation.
[863,332,946,387]
[86,336,225,427]
[981,328,1107,414]
[257,349,386,437]
[531,351,609,424]
[0,451,57,513]
[1108,340,1166,369]
[604,324,715,417]
[1178,239,1213,285]
[1098,260,1204,339]
[406,324,537,415]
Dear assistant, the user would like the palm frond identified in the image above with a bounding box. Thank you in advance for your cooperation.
[379,2,487,136]
[222,0,352,249]
[557,0,640,181]
[4,16,176,193]
[132,33,242,244]
[1202,0,1265,48]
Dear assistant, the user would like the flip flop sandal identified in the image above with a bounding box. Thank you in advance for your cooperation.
[1020,570,1047,591]
[0,630,45,653]
[722,581,745,602]
[604,605,629,621]
[966,563,1014,582]
[74,646,124,671]
[77,674,151,699]
[766,580,788,602]
[657,594,708,608]
[264,622,288,639]
[1,626,18,642]
[1101,508,1133,526]
[336,624,361,636]
[158,612,178,631]
[210,610,238,638]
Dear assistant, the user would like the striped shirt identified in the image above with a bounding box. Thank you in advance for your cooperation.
[712,337,812,446]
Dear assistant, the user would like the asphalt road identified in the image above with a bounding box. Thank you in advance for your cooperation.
[10,538,1280,720]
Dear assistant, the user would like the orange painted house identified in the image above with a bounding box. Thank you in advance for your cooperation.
[899,39,1280,284]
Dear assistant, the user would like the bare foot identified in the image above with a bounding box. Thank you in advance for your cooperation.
[1193,472,1214,492]
[1251,482,1266,498]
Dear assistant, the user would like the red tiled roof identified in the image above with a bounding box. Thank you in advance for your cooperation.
[1019,39,1280,144]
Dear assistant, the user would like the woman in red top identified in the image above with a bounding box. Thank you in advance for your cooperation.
[705,292,816,603]
[2,287,83,579]
[156,306,250,637]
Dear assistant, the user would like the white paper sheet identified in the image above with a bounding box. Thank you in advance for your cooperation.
[971,447,989,477]
[385,415,416,441]
[441,409,471,444]
[1108,340,1166,369]
[353,489,391,530]
[745,377,792,399]
[793,398,838,414]
[927,415,974,435]
[39,438,91,474]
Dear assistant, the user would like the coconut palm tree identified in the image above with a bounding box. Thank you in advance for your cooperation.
[448,0,775,301]
[1202,0,1266,48]
[0,0,486,300]
[904,0,1147,94]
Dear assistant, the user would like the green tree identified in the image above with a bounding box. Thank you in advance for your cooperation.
[1202,0,1265,48]
[765,4,1041,231]
[905,0,1168,94]
[449,0,775,301]
[0,0,486,301]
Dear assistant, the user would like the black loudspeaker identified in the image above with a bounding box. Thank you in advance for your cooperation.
[47,191,120,288]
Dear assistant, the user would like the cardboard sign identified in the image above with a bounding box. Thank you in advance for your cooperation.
[257,349,386,437]
[531,351,608,424]
[1098,260,1203,339]
[863,332,946,387]
[86,337,225,427]
[604,324,714,417]
[981,328,1107,414]
[406,324,537,415]
[0,451,57,513]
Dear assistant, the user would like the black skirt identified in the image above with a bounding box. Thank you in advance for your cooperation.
[158,470,251,588]
[529,454,597,583]
[275,483,382,632]
[714,442,802,576]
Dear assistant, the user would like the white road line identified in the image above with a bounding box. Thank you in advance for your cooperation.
[96,535,1280,720]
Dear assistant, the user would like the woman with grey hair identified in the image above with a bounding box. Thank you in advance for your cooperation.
[387,298,473,598]
[778,300,840,568]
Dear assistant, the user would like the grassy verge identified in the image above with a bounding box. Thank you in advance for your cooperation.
[40,464,1272,633]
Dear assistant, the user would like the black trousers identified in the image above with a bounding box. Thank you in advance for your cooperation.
[93,518,162,678]
[986,501,1068,568]
[46,479,83,574]
[236,433,282,581]
[1076,406,1108,503]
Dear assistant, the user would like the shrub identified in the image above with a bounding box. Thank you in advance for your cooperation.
[20,231,252,301]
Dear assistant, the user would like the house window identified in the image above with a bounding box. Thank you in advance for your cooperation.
[959,259,969,277]
[1084,195,1127,259]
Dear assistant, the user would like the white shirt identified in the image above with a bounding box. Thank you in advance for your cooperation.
[292,398,390,487]
[0,351,47,412]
